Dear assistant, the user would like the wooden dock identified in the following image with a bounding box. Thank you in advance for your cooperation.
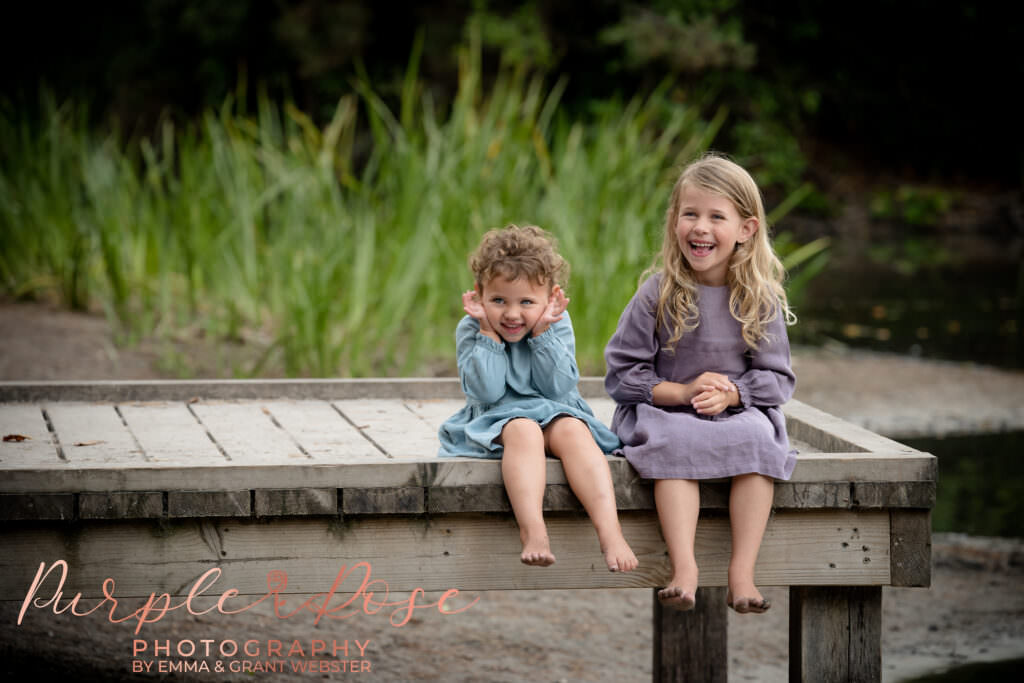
[0,378,935,681]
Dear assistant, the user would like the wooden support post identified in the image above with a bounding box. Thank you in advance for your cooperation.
[653,586,727,683]
[789,586,882,683]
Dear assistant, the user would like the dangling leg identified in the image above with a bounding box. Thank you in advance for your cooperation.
[727,473,774,613]
[544,417,638,572]
[653,478,700,610]
[500,418,555,566]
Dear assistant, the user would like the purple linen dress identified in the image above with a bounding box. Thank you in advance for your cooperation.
[604,274,796,480]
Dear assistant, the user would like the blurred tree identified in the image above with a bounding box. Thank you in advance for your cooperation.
[2,0,1019,184]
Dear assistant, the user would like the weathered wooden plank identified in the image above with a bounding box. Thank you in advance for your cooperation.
[614,468,655,510]
[0,378,467,403]
[653,586,728,683]
[0,404,60,466]
[403,399,465,432]
[118,402,226,465]
[79,492,163,519]
[853,481,936,508]
[259,400,379,461]
[45,403,143,466]
[0,458,937,519]
[342,487,424,515]
[0,461,415,494]
[0,493,74,520]
[190,402,307,464]
[427,485,509,513]
[168,490,250,518]
[254,488,337,517]
[774,482,852,509]
[0,510,889,600]
[789,586,882,683]
[789,452,936,483]
[890,510,932,587]
[333,399,440,460]
[785,400,917,455]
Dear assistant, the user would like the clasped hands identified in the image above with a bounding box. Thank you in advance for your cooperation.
[654,371,740,416]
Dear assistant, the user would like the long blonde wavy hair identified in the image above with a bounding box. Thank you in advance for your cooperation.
[651,153,795,351]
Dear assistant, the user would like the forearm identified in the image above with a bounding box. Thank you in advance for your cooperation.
[651,381,688,406]
[652,379,740,411]
[528,325,579,398]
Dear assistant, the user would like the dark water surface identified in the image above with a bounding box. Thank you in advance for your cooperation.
[901,656,1024,682]
[903,432,1024,539]
[794,260,1021,369]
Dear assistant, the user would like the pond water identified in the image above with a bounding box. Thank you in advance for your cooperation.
[903,432,1024,538]
[794,234,1023,540]
[900,656,1024,682]
[793,260,1021,369]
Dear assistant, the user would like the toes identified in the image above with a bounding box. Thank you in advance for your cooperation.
[520,551,555,567]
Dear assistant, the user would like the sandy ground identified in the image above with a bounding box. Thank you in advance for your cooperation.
[2,301,1024,681]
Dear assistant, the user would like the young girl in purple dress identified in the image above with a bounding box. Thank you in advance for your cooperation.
[604,154,796,613]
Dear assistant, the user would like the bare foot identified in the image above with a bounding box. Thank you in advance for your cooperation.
[520,532,555,567]
[726,583,770,614]
[601,537,639,572]
[657,586,696,611]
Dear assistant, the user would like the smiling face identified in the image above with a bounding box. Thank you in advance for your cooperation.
[674,185,758,286]
[477,275,550,342]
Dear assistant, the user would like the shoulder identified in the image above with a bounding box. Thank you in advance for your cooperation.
[628,273,662,311]
[455,314,480,339]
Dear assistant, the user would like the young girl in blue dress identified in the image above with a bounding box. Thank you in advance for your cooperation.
[439,224,638,572]
[604,154,796,612]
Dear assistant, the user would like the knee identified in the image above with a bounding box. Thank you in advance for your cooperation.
[501,418,543,447]
[545,417,594,455]
[547,416,586,439]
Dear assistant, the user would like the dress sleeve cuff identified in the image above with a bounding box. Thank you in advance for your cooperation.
[526,325,558,350]
[732,378,753,409]
[475,332,505,352]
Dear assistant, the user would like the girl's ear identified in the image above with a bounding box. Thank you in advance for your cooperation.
[738,217,759,244]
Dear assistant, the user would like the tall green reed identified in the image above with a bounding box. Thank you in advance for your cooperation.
[0,49,825,377]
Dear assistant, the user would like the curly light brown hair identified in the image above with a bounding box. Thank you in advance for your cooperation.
[469,224,569,291]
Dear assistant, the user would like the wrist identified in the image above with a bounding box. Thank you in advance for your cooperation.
[476,322,501,343]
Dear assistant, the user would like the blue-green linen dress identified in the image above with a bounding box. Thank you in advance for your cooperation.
[438,312,621,458]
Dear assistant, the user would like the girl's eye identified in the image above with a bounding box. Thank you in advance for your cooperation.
[491,297,504,304]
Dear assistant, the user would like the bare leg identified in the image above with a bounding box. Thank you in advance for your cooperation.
[544,417,638,572]
[727,473,774,613]
[500,418,555,566]
[653,478,700,610]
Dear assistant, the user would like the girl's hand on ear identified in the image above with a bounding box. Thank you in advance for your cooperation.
[463,290,500,341]
[532,285,569,337]
[462,290,485,320]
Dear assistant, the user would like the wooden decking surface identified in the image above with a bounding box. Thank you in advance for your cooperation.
[0,383,934,501]
[0,380,937,598]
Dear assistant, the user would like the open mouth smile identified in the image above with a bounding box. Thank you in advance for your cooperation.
[689,241,716,257]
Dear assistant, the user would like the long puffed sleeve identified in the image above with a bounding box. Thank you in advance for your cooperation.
[455,315,508,404]
[527,313,580,400]
[733,311,796,408]
[604,278,663,406]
